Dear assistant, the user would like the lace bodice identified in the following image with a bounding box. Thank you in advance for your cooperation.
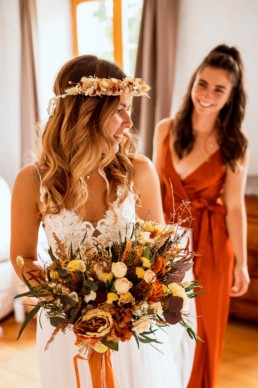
[41,186,136,255]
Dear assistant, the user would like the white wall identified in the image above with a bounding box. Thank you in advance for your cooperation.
[0,0,72,189]
[36,0,73,121]
[172,0,258,175]
[0,0,21,189]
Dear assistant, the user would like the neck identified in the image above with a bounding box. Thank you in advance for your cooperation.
[192,111,217,135]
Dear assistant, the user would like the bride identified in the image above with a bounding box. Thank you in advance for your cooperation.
[11,55,192,388]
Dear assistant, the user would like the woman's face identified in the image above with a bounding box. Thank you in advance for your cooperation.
[191,66,233,118]
[105,94,133,153]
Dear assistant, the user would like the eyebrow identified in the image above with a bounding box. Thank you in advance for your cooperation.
[198,78,227,91]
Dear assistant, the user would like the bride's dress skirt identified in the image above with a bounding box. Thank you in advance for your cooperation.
[37,311,183,388]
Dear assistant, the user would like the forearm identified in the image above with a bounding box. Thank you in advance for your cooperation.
[13,256,44,285]
[226,206,248,267]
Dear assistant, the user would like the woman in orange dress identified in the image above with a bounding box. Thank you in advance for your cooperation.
[153,44,250,388]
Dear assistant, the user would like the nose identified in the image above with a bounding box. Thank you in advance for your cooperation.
[202,88,212,100]
[123,111,133,129]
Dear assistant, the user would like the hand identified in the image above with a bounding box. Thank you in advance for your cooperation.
[230,263,250,297]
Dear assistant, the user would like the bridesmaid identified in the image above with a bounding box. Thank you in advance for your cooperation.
[153,44,250,388]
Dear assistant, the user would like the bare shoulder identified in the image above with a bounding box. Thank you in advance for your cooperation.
[154,117,174,140]
[132,155,156,175]
[12,164,41,203]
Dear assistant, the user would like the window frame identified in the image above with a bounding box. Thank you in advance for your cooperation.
[71,0,123,67]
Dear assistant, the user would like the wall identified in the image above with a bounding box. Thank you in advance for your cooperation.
[171,0,258,175]
[0,0,72,189]
[36,0,73,121]
[0,0,21,189]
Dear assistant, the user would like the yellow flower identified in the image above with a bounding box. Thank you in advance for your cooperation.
[107,292,119,304]
[67,260,86,272]
[162,284,170,296]
[141,257,151,268]
[99,272,113,283]
[119,292,135,305]
[93,341,108,353]
[168,283,188,308]
[136,267,145,279]
[50,270,59,280]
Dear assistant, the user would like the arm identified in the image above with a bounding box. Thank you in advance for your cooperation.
[11,165,42,283]
[152,118,172,179]
[223,152,250,297]
[133,156,165,223]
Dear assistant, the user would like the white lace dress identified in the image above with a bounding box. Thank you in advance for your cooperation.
[36,187,183,388]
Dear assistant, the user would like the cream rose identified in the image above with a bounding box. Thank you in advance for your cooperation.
[114,278,132,294]
[111,262,127,278]
[149,301,163,315]
[133,316,151,333]
[134,302,149,316]
[144,269,156,284]
[84,290,97,303]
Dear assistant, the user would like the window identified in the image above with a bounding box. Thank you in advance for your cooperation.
[71,0,143,76]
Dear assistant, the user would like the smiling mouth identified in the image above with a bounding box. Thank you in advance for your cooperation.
[198,100,213,108]
[114,134,123,142]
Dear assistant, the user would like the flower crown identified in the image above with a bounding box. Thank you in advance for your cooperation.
[47,76,150,116]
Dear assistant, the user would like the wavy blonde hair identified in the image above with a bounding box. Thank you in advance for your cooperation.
[36,55,138,215]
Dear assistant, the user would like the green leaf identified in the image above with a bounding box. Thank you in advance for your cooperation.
[14,290,34,299]
[21,270,33,292]
[101,339,119,351]
[48,246,57,262]
[16,304,40,340]
[132,331,140,349]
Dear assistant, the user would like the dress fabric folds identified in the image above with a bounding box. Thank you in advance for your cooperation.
[160,135,234,388]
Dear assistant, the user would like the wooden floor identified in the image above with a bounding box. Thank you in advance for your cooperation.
[0,314,257,388]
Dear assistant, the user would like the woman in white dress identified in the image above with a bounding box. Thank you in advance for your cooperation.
[11,55,184,388]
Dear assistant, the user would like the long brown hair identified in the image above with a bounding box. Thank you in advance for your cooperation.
[173,44,247,171]
[36,55,138,214]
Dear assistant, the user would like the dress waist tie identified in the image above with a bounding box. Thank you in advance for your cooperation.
[191,198,227,276]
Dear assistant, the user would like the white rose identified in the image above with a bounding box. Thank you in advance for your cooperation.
[149,301,163,315]
[84,290,97,303]
[134,302,149,316]
[69,292,79,303]
[114,278,132,294]
[111,262,127,278]
[144,270,156,284]
[137,231,154,245]
[133,317,151,333]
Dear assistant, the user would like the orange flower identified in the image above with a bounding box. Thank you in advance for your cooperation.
[148,280,164,303]
[105,306,133,342]
[151,256,166,275]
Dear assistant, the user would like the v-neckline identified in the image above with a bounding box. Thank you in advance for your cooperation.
[166,136,220,182]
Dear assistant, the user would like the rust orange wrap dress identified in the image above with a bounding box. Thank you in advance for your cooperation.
[161,135,234,388]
